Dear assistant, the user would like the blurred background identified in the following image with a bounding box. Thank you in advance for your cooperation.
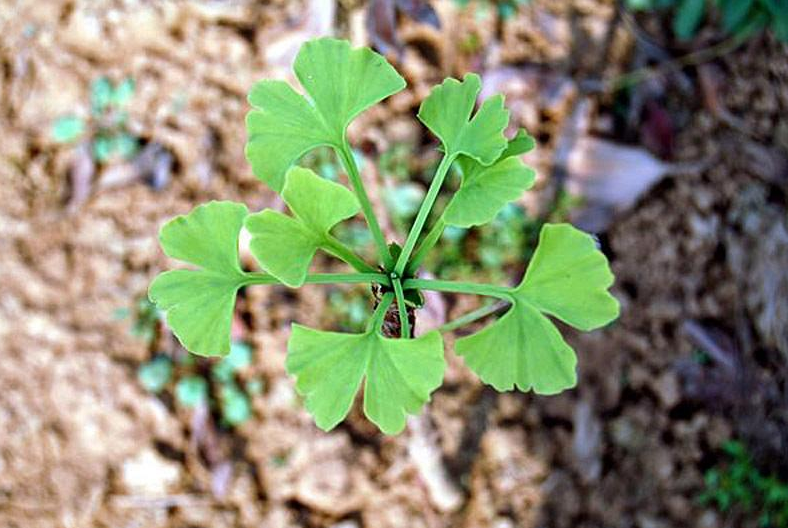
[1,0,787,527]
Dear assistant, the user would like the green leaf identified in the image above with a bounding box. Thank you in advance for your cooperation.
[245,167,359,287]
[112,77,135,107]
[245,37,406,191]
[114,132,139,160]
[138,357,173,393]
[763,0,788,41]
[92,135,113,162]
[176,375,209,407]
[417,73,509,165]
[212,341,253,382]
[287,326,445,434]
[719,0,754,33]
[499,128,537,159]
[673,0,706,40]
[91,77,113,115]
[444,129,536,227]
[220,383,252,425]
[456,223,619,394]
[52,116,85,143]
[149,201,249,356]
[626,0,655,10]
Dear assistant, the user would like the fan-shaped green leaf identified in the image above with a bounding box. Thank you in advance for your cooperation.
[444,128,536,227]
[244,167,360,287]
[287,325,445,434]
[417,73,509,165]
[149,201,248,356]
[456,223,619,394]
[245,37,406,191]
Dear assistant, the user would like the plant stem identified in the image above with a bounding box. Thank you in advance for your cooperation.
[335,141,393,269]
[403,278,512,300]
[406,215,446,275]
[437,300,509,333]
[391,278,411,338]
[369,292,394,333]
[243,272,389,287]
[394,154,455,276]
[322,235,378,274]
[608,32,749,92]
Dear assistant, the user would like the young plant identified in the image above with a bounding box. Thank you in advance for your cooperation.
[149,38,620,434]
[52,76,139,162]
[700,440,788,527]
[626,0,788,42]
[138,341,261,427]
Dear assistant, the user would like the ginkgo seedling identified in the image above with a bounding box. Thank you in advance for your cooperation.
[149,37,620,435]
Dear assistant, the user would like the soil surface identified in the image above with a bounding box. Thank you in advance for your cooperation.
[1,1,787,527]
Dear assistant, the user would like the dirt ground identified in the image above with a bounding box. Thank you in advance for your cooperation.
[1,1,787,527]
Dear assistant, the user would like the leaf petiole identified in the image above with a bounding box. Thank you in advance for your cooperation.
[243,272,390,287]
[368,292,395,333]
[406,215,446,275]
[321,235,378,274]
[402,278,512,301]
[335,141,394,269]
[391,278,411,338]
[394,153,455,276]
[436,300,509,333]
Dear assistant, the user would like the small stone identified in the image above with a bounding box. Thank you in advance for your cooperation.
[653,372,681,409]
[120,448,181,496]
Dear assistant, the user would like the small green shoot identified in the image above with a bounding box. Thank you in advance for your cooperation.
[52,76,140,163]
[700,440,788,527]
[149,38,620,434]
[138,356,173,393]
[138,339,260,427]
[175,375,209,407]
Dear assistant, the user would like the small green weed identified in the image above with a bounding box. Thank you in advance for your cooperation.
[626,0,788,42]
[52,76,140,163]
[137,341,262,427]
[700,440,788,527]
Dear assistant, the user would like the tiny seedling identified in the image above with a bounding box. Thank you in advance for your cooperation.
[700,440,788,527]
[52,76,139,162]
[149,38,620,434]
[138,341,260,427]
[626,0,788,42]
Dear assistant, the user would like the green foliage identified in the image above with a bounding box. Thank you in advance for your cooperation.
[418,73,509,165]
[52,116,85,143]
[138,340,260,427]
[428,203,539,281]
[700,440,788,527]
[176,375,209,407]
[245,167,365,287]
[138,356,173,393]
[626,0,788,42]
[673,0,707,40]
[444,129,536,228]
[52,76,139,162]
[287,300,444,434]
[456,224,619,393]
[246,39,406,192]
[150,38,619,435]
[149,201,249,357]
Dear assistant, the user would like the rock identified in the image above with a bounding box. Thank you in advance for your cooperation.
[120,448,181,496]
[652,372,681,409]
